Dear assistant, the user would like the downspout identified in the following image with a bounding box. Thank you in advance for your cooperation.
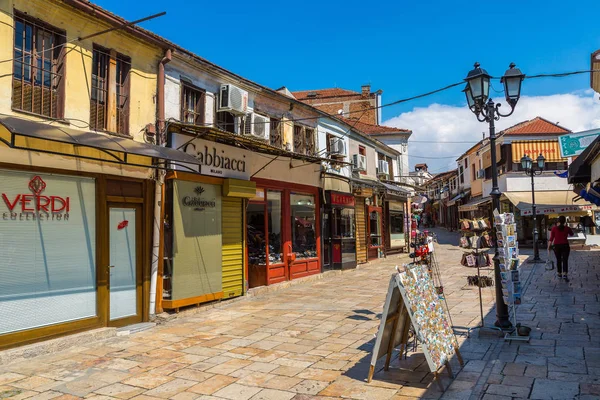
[150,48,172,316]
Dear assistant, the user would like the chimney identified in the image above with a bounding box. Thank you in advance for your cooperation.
[361,84,371,97]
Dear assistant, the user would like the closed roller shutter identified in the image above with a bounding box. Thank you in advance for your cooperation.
[222,197,243,299]
[356,198,367,263]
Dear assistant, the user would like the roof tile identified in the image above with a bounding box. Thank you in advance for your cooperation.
[502,117,571,135]
[340,117,411,134]
[292,88,363,100]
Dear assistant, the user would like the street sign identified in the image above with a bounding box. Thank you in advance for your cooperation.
[558,129,600,158]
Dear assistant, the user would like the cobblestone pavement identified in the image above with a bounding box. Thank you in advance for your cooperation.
[0,229,598,400]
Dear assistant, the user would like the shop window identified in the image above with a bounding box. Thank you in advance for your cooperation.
[291,193,317,259]
[181,84,205,125]
[0,171,96,335]
[90,46,131,135]
[270,118,282,148]
[12,13,65,118]
[389,211,404,243]
[267,191,283,264]
[247,203,267,266]
[368,206,383,247]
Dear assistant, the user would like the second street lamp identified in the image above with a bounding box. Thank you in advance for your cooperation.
[521,153,546,263]
[464,62,525,330]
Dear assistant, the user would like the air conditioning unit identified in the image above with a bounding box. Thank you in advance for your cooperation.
[329,138,346,157]
[218,84,248,114]
[245,113,270,140]
[352,154,367,172]
[377,160,390,177]
[476,169,485,179]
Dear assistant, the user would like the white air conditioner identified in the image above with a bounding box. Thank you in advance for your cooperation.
[476,169,485,179]
[245,113,270,140]
[218,84,248,114]
[329,138,346,157]
[352,154,367,172]
[377,160,390,177]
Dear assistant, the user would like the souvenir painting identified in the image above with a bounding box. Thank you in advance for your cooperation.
[507,236,516,247]
[513,293,522,305]
[511,270,520,282]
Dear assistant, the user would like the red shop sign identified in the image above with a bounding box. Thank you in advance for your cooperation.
[2,175,70,214]
[331,193,355,207]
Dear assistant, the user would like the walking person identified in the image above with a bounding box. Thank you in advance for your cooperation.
[548,216,574,281]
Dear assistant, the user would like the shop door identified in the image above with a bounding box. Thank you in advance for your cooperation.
[108,204,142,326]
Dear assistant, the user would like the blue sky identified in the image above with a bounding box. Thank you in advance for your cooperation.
[94,0,600,170]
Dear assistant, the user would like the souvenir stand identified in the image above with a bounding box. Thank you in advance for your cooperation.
[459,218,498,337]
[495,211,529,342]
[367,264,464,390]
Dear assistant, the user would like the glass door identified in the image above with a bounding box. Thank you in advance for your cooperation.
[108,204,142,325]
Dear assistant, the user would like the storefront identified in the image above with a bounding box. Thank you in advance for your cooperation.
[163,130,256,310]
[248,180,321,287]
[0,116,195,349]
[502,191,598,244]
[351,180,383,263]
[381,183,410,254]
[323,191,356,270]
[458,197,492,220]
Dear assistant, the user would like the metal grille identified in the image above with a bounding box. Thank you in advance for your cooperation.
[90,47,109,131]
[12,15,63,118]
[270,118,282,148]
[181,85,204,125]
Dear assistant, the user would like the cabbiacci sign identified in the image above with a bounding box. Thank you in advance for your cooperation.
[2,176,70,221]
[183,142,249,180]
[182,186,216,212]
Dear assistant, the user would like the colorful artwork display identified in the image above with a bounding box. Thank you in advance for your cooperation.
[398,265,455,370]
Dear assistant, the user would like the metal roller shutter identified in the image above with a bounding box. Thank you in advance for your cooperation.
[222,197,243,298]
[356,198,367,263]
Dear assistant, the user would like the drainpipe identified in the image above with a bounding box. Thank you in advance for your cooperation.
[150,49,172,316]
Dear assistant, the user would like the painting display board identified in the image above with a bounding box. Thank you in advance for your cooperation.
[368,266,463,389]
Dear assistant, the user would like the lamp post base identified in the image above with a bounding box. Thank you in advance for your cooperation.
[494,319,513,330]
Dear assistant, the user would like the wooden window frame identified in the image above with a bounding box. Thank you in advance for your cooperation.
[180,84,205,126]
[12,12,66,119]
[270,117,282,148]
[90,46,131,135]
[358,145,367,175]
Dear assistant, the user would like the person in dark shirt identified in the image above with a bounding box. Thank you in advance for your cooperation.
[548,216,574,281]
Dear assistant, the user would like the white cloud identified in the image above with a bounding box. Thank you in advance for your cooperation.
[384,91,600,173]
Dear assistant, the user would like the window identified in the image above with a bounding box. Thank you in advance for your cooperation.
[293,125,315,156]
[267,191,283,264]
[368,206,383,247]
[359,145,367,175]
[291,193,317,259]
[90,47,130,135]
[471,164,476,181]
[459,166,464,184]
[12,13,65,118]
[270,118,282,148]
[181,84,205,125]
[216,111,236,133]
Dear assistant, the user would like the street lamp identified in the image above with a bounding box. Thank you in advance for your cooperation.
[521,153,546,263]
[464,62,525,330]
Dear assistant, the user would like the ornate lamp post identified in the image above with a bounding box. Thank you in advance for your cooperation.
[464,62,525,329]
[521,153,546,262]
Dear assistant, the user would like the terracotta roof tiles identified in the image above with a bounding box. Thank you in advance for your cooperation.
[502,117,571,135]
[340,117,411,135]
[292,88,363,100]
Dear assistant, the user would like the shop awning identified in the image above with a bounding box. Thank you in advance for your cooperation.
[380,182,410,198]
[502,191,598,216]
[458,197,491,212]
[511,140,565,163]
[447,192,464,206]
[0,115,201,169]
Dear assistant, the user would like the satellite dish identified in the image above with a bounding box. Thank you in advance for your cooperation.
[337,109,344,115]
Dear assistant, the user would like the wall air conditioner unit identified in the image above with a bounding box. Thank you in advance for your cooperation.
[477,169,485,179]
[218,84,248,114]
[377,160,390,177]
[245,113,270,141]
[329,137,346,157]
[352,154,366,172]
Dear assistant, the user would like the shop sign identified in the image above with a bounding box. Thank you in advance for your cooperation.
[521,205,594,216]
[2,175,70,221]
[558,130,600,158]
[183,143,247,179]
[330,193,355,207]
[182,186,217,211]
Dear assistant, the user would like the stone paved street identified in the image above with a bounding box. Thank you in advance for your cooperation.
[1,228,599,400]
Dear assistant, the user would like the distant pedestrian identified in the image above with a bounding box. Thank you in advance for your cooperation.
[548,215,574,281]
[415,213,421,228]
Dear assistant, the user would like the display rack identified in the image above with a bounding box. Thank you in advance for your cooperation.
[494,211,530,342]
